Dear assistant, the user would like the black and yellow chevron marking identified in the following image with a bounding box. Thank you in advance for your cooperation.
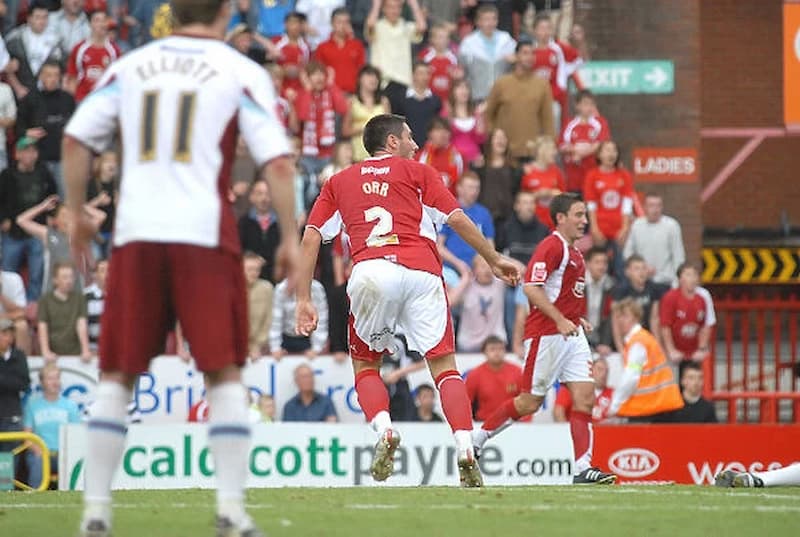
[702,248,800,284]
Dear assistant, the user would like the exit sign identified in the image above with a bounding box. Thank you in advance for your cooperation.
[578,61,675,94]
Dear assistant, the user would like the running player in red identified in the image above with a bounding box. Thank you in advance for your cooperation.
[66,9,121,102]
[294,114,521,488]
[62,2,297,536]
[471,193,617,484]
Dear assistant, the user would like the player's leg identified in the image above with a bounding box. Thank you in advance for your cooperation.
[169,245,261,536]
[717,464,800,488]
[81,244,171,537]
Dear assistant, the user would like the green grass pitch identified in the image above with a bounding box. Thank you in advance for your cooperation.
[3,486,797,536]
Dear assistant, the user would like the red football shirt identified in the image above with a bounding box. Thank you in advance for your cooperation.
[466,361,529,422]
[560,114,610,192]
[273,35,310,97]
[659,288,714,355]
[583,166,634,240]
[418,46,458,104]
[519,163,566,229]
[524,232,586,337]
[314,36,366,94]
[306,155,461,276]
[67,38,121,102]
[416,142,464,195]
[555,385,613,422]
[531,40,582,105]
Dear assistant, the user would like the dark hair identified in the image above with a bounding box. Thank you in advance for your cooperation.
[412,60,430,73]
[515,38,534,54]
[363,114,406,156]
[533,13,552,28]
[549,192,583,226]
[305,60,326,76]
[676,262,698,279]
[87,9,107,21]
[53,260,75,277]
[585,246,608,262]
[331,6,349,22]
[481,335,505,352]
[680,361,703,379]
[284,11,306,23]
[624,253,646,269]
[448,79,474,117]
[415,383,435,396]
[476,4,498,17]
[355,64,383,105]
[483,128,509,166]
[40,60,62,73]
[575,89,595,104]
[644,191,662,200]
[28,1,49,13]
[595,140,621,168]
[427,116,450,133]
[172,0,226,26]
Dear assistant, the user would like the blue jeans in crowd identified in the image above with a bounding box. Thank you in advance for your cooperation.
[1,233,44,300]
[25,451,57,490]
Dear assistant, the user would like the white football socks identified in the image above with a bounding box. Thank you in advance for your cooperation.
[755,463,800,487]
[453,430,473,459]
[370,410,393,436]
[84,381,131,524]
[207,382,252,525]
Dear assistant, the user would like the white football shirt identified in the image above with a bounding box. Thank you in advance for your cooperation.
[65,35,291,253]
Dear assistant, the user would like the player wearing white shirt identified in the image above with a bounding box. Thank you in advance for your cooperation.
[62,2,297,536]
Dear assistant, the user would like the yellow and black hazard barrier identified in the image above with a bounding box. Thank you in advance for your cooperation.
[702,247,800,284]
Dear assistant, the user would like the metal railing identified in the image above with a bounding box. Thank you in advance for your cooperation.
[0,431,51,491]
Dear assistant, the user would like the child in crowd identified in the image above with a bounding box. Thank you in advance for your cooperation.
[273,11,310,99]
[520,136,566,230]
[418,22,461,105]
[560,89,610,193]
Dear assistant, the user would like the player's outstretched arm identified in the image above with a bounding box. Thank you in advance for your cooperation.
[446,210,520,287]
[294,227,322,337]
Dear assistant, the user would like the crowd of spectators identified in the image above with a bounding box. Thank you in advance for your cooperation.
[0,0,719,435]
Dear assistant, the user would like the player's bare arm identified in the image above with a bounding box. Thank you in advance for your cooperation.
[62,135,99,271]
[294,226,323,337]
[264,155,300,263]
[525,284,578,338]
[446,209,520,286]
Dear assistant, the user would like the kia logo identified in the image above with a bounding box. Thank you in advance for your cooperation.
[609,448,660,478]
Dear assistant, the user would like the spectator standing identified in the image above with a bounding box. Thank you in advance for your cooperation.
[416,117,463,194]
[243,252,274,360]
[412,384,443,422]
[0,137,58,300]
[295,61,349,185]
[584,247,614,355]
[344,0,372,42]
[465,335,524,422]
[238,180,282,284]
[85,152,117,258]
[670,361,718,423]
[474,128,518,238]
[450,256,507,352]
[437,171,495,275]
[520,136,565,230]
[83,258,107,352]
[48,0,90,59]
[608,298,684,423]
[318,140,354,185]
[447,79,486,167]
[419,0,461,34]
[611,254,666,351]
[125,0,169,47]
[327,232,351,363]
[0,77,15,173]
[282,363,338,422]
[272,11,310,99]
[660,263,716,369]
[554,356,614,422]
[314,8,365,94]
[395,61,441,148]
[37,262,90,361]
[584,140,633,277]
[270,272,328,358]
[499,191,549,266]
[256,0,297,39]
[458,4,516,102]
[256,394,277,422]
[0,270,29,353]
[66,9,121,103]
[366,0,426,97]
[296,0,344,50]
[0,319,30,455]
[344,65,390,162]
[5,4,63,98]
[623,192,686,287]
[15,61,76,197]
[23,362,81,488]
[418,23,459,105]
[484,40,554,163]
[560,90,609,194]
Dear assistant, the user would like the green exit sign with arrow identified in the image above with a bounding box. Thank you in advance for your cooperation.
[577,60,675,94]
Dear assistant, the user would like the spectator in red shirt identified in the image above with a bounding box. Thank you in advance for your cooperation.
[418,23,461,105]
[530,13,583,133]
[520,136,565,230]
[466,335,528,422]
[272,11,310,99]
[560,90,610,193]
[314,8,365,94]
[584,140,633,277]
[416,117,464,194]
[66,10,121,102]
[295,61,349,184]
[660,263,716,368]
[554,357,614,422]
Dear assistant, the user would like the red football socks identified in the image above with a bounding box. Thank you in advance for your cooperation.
[482,398,521,432]
[354,369,389,422]
[569,411,593,462]
[434,370,474,432]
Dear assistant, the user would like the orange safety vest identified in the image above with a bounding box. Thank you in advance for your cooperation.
[618,326,684,417]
